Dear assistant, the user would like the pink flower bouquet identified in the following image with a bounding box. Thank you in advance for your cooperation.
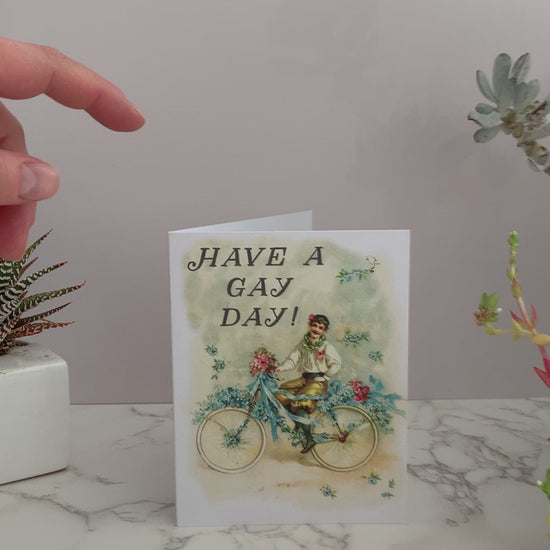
[249,346,278,376]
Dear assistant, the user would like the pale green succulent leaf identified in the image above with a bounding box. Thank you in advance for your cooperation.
[497,78,515,114]
[510,53,530,83]
[475,103,496,114]
[468,110,502,128]
[474,125,501,143]
[492,53,512,97]
[476,70,496,102]
[514,80,539,111]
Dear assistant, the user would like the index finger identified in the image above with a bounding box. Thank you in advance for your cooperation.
[0,37,145,131]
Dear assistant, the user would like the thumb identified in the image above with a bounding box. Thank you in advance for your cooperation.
[0,151,59,204]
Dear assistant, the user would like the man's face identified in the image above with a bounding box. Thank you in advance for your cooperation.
[308,321,327,342]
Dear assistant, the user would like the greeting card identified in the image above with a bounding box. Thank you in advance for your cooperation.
[169,212,409,526]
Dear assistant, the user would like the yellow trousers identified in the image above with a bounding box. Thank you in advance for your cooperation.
[275,376,328,414]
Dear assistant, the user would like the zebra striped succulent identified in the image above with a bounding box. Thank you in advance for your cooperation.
[0,231,83,355]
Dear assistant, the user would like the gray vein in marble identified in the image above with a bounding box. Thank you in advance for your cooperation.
[161,524,351,550]
[407,399,550,525]
[111,405,173,450]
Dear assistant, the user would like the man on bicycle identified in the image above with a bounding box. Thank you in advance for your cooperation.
[275,314,341,454]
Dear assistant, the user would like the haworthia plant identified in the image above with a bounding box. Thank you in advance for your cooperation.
[0,231,84,354]
[468,52,550,175]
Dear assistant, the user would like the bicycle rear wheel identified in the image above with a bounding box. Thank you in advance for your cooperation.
[311,405,378,471]
[196,408,266,473]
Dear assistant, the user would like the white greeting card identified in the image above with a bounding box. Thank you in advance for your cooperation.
[169,212,409,526]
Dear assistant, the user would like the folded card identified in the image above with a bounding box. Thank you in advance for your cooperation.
[169,212,409,527]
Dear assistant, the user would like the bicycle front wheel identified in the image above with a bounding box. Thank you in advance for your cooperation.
[196,408,266,474]
[311,405,378,472]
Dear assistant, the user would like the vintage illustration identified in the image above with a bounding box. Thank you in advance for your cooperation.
[170,229,409,526]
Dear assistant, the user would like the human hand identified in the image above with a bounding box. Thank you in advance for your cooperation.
[0,37,145,260]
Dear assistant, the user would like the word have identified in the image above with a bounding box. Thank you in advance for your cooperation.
[186,246,323,271]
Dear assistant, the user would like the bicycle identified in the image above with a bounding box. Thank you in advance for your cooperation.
[196,372,378,474]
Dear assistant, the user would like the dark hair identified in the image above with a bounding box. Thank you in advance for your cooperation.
[308,314,329,328]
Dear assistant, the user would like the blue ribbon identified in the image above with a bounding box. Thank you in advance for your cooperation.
[247,373,333,441]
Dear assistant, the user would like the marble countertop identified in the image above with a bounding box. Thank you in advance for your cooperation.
[2,399,550,549]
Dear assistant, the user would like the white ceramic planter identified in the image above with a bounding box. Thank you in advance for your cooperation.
[0,342,69,485]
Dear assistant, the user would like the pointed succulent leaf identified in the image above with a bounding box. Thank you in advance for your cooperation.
[531,305,538,327]
[21,261,67,289]
[15,283,85,316]
[16,230,52,268]
[17,257,38,279]
[474,125,501,143]
[0,230,52,290]
[492,53,512,98]
[509,310,529,330]
[534,368,550,390]
[475,103,496,114]
[9,320,73,340]
[510,53,530,83]
[476,70,496,102]
[514,80,539,111]
[14,302,72,328]
[467,110,502,128]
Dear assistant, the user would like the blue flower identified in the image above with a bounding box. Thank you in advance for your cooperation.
[368,472,381,485]
[321,485,337,499]
[368,350,383,363]
[205,345,218,356]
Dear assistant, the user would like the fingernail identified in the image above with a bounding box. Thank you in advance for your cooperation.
[19,163,59,201]
[129,101,145,121]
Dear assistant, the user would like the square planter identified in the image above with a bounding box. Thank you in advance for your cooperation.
[0,342,69,485]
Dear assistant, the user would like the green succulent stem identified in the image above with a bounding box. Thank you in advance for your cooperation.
[474,232,549,367]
